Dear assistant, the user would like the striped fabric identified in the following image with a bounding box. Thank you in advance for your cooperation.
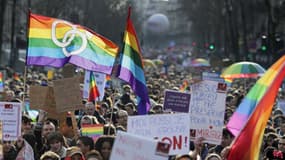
[117,8,151,115]
[227,55,285,160]
[27,13,118,74]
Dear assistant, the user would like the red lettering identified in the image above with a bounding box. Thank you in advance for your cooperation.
[173,135,182,150]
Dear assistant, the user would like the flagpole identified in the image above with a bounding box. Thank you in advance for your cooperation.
[107,93,115,135]
[22,66,27,113]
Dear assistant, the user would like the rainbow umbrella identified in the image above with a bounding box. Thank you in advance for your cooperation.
[143,59,157,68]
[191,58,210,67]
[221,61,266,79]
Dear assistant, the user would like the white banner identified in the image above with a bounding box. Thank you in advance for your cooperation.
[189,80,227,145]
[127,113,190,155]
[0,102,22,140]
[110,131,169,160]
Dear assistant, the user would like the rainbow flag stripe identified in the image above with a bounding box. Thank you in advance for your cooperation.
[27,13,118,74]
[227,55,285,160]
[81,124,103,141]
[179,80,189,92]
[0,72,3,92]
[117,8,151,115]
[88,72,100,102]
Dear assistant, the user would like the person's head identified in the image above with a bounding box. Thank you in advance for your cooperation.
[77,136,94,155]
[103,123,116,135]
[278,136,285,152]
[221,128,234,147]
[116,110,128,128]
[22,113,33,134]
[2,140,14,153]
[94,136,115,160]
[40,151,61,160]
[42,121,56,138]
[85,102,96,115]
[152,104,163,114]
[85,150,103,160]
[47,132,65,154]
[175,154,192,160]
[124,103,136,116]
[5,90,15,101]
[66,146,85,160]
[80,115,99,127]
[205,153,222,160]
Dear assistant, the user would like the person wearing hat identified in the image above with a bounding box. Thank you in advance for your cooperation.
[65,146,85,160]
[22,113,33,134]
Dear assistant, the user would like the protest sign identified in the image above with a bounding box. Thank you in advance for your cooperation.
[81,124,104,142]
[53,77,84,113]
[0,121,2,159]
[189,80,227,145]
[202,72,225,83]
[0,102,21,140]
[83,71,106,100]
[29,86,59,118]
[163,90,191,113]
[127,113,190,155]
[110,131,170,160]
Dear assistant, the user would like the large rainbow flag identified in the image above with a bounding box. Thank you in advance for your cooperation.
[27,13,119,74]
[116,8,151,115]
[88,71,100,102]
[227,55,285,159]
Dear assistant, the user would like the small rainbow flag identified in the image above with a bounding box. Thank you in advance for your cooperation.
[88,72,100,102]
[81,124,104,141]
[27,13,118,74]
[116,7,151,115]
[0,72,4,92]
[179,80,189,92]
[227,55,285,159]
[13,73,21,81]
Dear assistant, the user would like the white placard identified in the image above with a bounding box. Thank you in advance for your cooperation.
[127,113,190,155]
[189,80,227,145]
[110,131,169,160]
[83,71,106,101]
[278,100,285,114]
[0,102,22,140]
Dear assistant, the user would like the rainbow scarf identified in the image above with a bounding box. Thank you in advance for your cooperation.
[227,55,285,160]
[27,13,118,74]
[116,8,150,115]
[81,124,104,141]
[0,72,3,92]
[88,72,100,102]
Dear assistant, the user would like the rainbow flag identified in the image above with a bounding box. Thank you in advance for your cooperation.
[227,55,285,160]
[116,7,151,115]
[179,80,189,92]
[81,124,104,141]
[88,72,100,102]
[0,72,3,92]
[13,73,21,81]
[27,13,119,74]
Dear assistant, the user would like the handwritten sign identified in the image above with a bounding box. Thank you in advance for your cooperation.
[0,102,21,140]
[53,77,84,113]
[110,131,169,160]
[189,80,227,145]
[127,113,190,155]
[202,72,225,83]
[163,90,191,113]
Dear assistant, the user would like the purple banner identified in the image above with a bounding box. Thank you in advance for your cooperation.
[163,90,191,113]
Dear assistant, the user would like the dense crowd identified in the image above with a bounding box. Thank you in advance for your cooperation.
[0,58,284,160]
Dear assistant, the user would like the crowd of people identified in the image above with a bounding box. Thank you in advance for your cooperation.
[0,58,284,160]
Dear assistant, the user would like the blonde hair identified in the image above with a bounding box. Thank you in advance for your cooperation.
[40,151,60,160]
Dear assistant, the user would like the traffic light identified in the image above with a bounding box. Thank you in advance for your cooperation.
[260,35,267,52]
[209,43,215,51]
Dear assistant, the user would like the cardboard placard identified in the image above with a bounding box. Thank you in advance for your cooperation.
[189,81,227,145]
[163,90,191,113]
[110,131,169,160]
[53,77,84,113]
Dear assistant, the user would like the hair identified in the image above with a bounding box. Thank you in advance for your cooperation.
[86,150,103,160]
[205,153,222,160]
[78,136,94,150]
[40,151,60,160]
[46,131,65,145]
[94,136,115,153]
[103,123,116,135]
